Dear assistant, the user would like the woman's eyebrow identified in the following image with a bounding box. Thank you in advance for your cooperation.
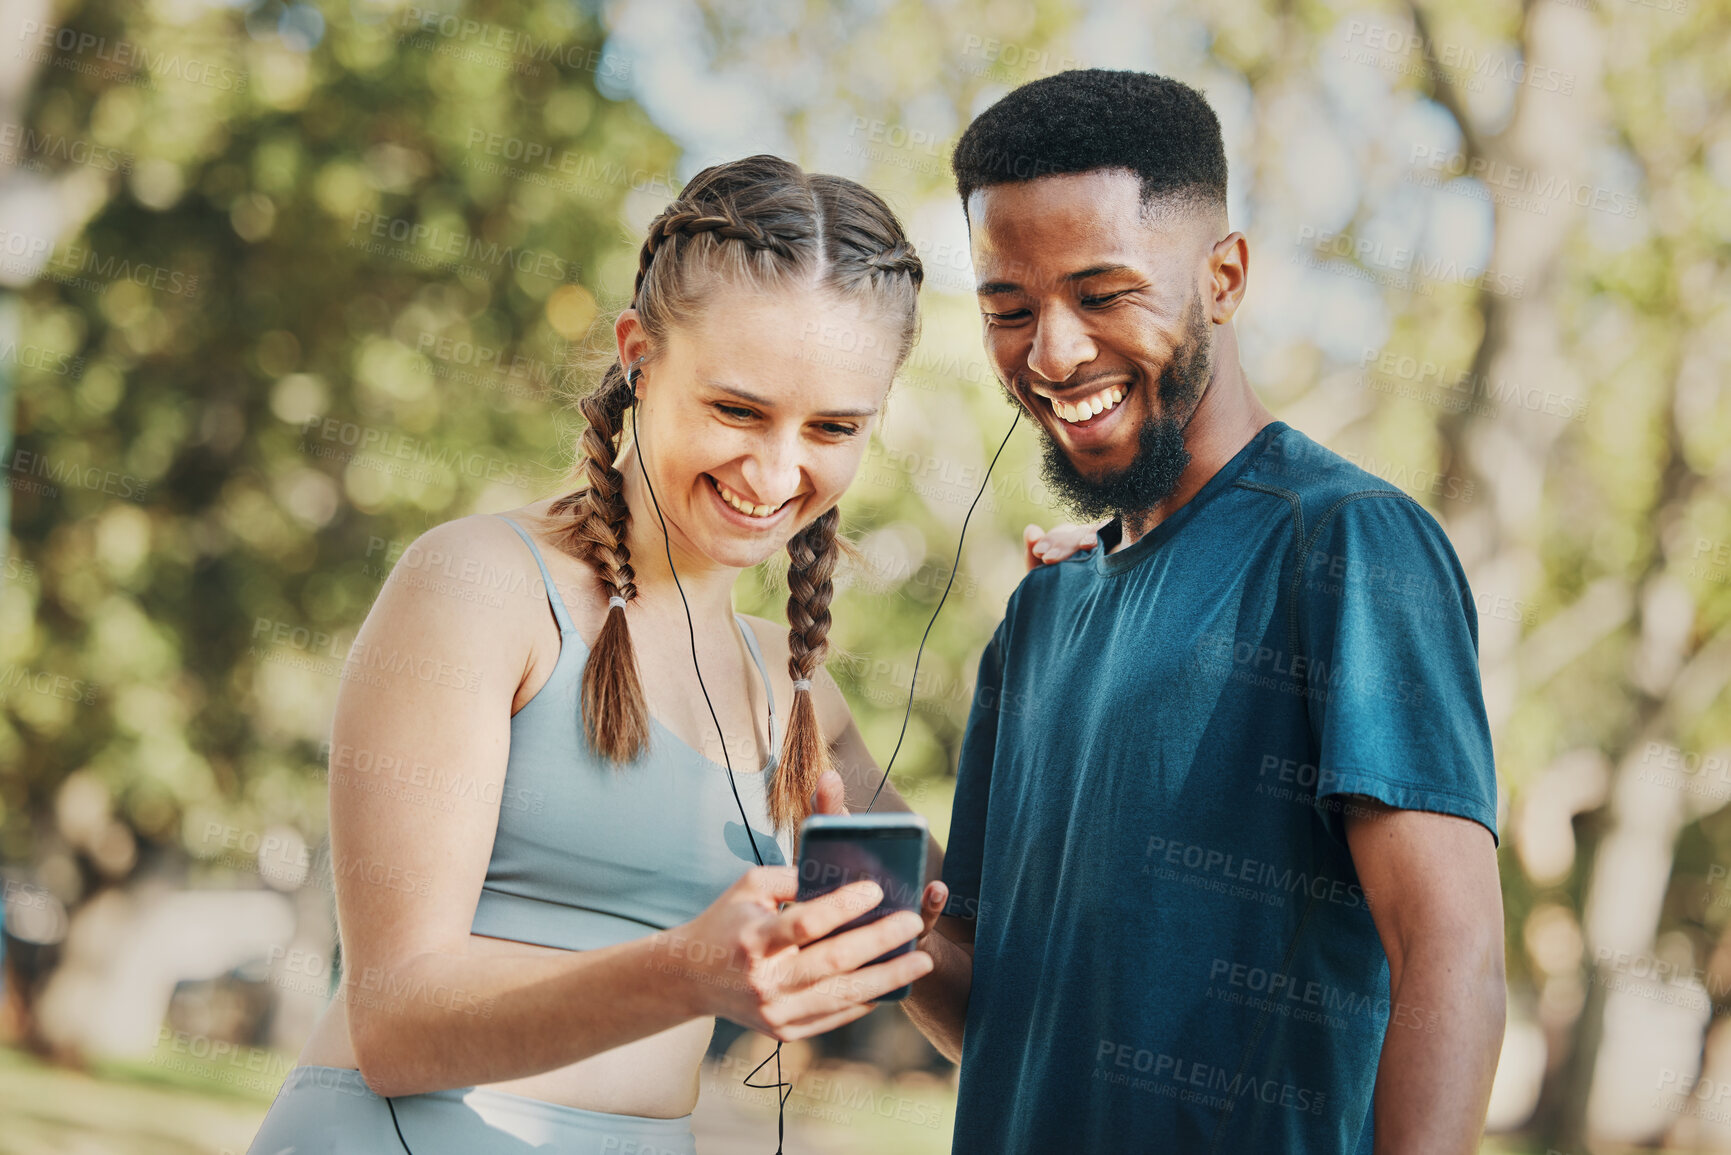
[703,379,880,419]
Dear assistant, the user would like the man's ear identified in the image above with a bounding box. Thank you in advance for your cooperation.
[1206,230,1249,324]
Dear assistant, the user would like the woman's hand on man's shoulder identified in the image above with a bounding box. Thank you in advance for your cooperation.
[1022,518,1112,570]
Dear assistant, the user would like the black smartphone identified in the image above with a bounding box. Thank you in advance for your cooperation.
[794,813,929,1002]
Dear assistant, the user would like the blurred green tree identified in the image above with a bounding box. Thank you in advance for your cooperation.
[0,0,675,1048]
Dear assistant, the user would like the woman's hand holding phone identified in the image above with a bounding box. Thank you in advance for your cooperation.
[813,771,949,944]
[659,778,933,1041]
[810,770,951,990]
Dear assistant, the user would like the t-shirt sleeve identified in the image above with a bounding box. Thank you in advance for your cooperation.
[1295,491,1499,848]
[941,618,1007,921]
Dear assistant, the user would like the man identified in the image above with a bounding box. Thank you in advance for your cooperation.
[900,70,1506,1153]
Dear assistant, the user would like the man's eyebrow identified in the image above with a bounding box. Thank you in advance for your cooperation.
[976,264,1139,295]
[703,380,880,418]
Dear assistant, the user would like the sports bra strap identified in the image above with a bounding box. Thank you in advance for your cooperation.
[735,615,778,759]
[492,515,575,635]
[494,515,780,762]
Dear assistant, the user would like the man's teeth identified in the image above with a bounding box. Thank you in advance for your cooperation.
[1051,385,1126,424]
[711,476,784,518]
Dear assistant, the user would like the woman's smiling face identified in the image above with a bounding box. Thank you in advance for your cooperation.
[619,286,903,570]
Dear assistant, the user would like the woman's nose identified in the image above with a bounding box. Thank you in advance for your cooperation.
[739,438,804,505]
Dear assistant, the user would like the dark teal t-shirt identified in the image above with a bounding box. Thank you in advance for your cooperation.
[940,420,1498,1154]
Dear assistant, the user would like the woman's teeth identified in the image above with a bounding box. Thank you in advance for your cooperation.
[1051,385,1126,424]
[710,475,785,519]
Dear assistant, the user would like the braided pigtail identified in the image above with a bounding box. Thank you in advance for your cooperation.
[548,362,650,764]
[772,506,841,832]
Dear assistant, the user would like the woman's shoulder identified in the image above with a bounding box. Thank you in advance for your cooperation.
[399,511,538,579]
[342,514,539,709]
[432,504,604,618]
[377,511,580,632]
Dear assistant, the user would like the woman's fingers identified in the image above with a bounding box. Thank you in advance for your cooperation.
[811,769,849,816]
[1025,522,1102,568]
[742,864,799,907]
[1023,523,1048,570]
[770,1001,878,1042]
[918,880,949,937]
[757,879,882,955]
[767,946,934,1030]
[787,909,924,983]
[719,868,939,1033]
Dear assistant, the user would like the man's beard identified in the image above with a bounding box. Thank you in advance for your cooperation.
[1025,295,1211,525]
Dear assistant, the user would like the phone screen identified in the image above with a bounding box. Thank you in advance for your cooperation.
[795,817,927,1001]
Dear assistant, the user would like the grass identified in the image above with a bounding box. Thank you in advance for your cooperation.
[0,1043,1693,1155]
[0,1045,270,1155]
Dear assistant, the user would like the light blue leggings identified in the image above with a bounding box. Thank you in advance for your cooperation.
[246,1065,697,1155]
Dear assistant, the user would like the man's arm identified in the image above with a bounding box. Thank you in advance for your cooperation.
[1345,799,1505,1155]
[809,727,973,1061]
[809,676,977,1064]
[802,595,1028,1067]
[902,912,974,1064]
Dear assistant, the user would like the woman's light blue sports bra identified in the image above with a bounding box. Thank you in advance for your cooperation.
[470,515,794,951]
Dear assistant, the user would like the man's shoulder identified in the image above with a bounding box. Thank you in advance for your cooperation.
[1237,426,1478,630]
[1239,424,1408,507]
[1238,423,1454,545]
[1001,532,1098,614]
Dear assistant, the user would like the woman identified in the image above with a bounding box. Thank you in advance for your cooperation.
[245,153,1088,1154]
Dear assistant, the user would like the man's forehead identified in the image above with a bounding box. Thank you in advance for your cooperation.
[966,169,1146,236]
[967,176,1202,292]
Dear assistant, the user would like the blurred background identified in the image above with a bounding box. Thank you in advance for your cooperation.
[0,0,1726,1151]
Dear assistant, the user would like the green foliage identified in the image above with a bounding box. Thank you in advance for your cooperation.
[2,0,677,874]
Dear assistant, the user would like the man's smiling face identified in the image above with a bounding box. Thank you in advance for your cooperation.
[968,168,1220,521]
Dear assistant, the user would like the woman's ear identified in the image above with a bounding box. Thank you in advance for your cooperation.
[614,309,649,374]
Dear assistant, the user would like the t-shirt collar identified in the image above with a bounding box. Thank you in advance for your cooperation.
[1092,420,1289,577]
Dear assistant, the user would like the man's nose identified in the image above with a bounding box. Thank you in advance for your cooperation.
[1026,306,1097,385]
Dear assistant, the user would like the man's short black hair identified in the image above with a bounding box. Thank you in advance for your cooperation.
[951,69,1227,221]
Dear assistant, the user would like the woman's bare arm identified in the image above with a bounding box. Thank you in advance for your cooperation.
[336,518,928,1098]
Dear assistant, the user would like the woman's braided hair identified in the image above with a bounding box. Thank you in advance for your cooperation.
[546,155,923,834]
